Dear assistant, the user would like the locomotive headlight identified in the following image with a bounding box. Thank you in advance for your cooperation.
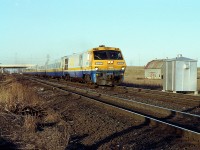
[95,67,99,70]
[121,67,125,70]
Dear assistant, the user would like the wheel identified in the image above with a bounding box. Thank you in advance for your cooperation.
[65,74,71,81]
[84,74,91,82]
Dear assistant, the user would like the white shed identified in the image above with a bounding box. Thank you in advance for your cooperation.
[163,54,198,94]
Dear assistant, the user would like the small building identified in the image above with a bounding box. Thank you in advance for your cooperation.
[145,59,164,79]
[163,54,198,94]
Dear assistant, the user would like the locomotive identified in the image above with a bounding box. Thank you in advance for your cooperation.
[24,45,126,85]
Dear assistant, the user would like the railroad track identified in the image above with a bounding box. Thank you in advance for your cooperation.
[26,76,200,145]
[118,87,199,105]
[46,78,200,112]
[43,77,200,107]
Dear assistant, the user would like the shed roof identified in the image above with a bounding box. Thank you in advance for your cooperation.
[166,56,197,62]
[145,59,164,69]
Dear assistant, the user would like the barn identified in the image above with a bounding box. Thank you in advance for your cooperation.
[145,59,164,79]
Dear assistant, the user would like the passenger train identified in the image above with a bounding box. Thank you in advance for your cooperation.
[24,45,126,85]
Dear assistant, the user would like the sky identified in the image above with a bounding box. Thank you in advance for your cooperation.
[0,0,200,66]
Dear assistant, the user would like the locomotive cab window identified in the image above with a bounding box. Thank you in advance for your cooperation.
[94,50,123,60]
[94,51,107,60]
[109,51,123,60]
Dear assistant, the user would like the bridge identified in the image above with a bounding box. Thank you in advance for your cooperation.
[0,64,35,73]
[0,64,35,69]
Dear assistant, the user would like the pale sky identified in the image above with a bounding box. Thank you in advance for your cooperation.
[0,0,200,66]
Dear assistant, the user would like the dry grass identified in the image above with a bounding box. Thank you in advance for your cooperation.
[124,66,144,79]
[0,81,41,112]
[24,115,38,133]
[124,66,162,88]
[0,80,41,132]
[43,110,61,124]
[0,77,70,149]
[198,68,200,79]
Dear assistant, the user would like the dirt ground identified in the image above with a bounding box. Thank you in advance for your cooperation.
[0,75,199,150]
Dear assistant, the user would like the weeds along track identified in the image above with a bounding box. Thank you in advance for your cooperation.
[27,76,200,146]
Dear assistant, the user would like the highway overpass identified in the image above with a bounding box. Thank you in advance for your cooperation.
[0,64,35,73]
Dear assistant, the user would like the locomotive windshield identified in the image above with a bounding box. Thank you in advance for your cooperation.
[94,50,123,60]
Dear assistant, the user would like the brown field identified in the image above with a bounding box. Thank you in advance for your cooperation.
[124,66,200,91]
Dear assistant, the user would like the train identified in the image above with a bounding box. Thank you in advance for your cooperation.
[24,45,127,85]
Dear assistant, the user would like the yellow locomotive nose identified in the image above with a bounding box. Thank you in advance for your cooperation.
[92,46,126,85]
